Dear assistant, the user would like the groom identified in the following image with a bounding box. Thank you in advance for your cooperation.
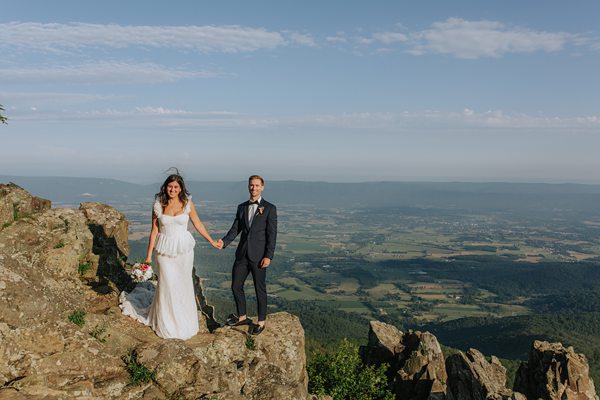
[217,175,277,335]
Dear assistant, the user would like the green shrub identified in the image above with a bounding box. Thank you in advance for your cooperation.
[123,349,156,385]
[0,104,7,124]
[68,309,86,327]
[78,262,92,275]
[54,239,65,249]
[245,335,256,351]
[308,339,394,400]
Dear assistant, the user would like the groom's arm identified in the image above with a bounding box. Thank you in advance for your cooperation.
[264,204,277,260]
[221,205,242,248]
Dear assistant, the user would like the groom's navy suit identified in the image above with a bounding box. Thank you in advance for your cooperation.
[222,198,277,321]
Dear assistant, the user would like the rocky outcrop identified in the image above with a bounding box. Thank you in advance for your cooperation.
[361,321,598,400]
[360,321,448,400]
[0,183,50,230]
[136,312,307,399]
[446,348,524,400]
[0,184,308,399]
[514,340,597,400]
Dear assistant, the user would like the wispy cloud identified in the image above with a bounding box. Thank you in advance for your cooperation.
[0,20,589,60]
[372,32,408,44]
[345,18,582,58]
[13,106,600,133]
[288,32,317,47]
[326,33,348,43]
[0,62,216,84]
[292,109,600,131]
[2,91,111,106]
[0,22,287,53]
[408,18,573,58]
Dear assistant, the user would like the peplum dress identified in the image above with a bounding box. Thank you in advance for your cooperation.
[119,198,199,340]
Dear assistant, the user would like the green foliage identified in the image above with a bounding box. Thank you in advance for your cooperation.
[308,339,394,400]
[68,309,86,327]
[123,349,156,385]
[420,257,600,300]
[78,262,92,275]
[89,324,109,343]
[498,357,521,388]
[527,289,600,313]
[0,104,7,124]
[245,335,256,351]
[54,239,65,249]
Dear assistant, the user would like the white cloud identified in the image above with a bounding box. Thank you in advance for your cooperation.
[0,22,287,53]
[261,109,600,133]
[408,18,572,58]
[0,62,216,84]
[3,91,112,105]
[13,106,600,133]
[355,36,374,45]
[326,33,347,43]
[372,32,408,44]
[288,32,317,47]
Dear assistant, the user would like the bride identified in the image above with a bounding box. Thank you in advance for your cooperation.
[120,171,219,339]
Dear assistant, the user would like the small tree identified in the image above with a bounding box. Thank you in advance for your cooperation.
[308,339,394,400]
[0,105,7,124]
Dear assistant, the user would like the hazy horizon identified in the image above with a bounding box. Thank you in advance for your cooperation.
[2,173,600,187]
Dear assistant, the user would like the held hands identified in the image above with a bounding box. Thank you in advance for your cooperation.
[260,257,271,268]
[211,239,224,250]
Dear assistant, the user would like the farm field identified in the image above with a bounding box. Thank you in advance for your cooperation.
[123,200,600,326]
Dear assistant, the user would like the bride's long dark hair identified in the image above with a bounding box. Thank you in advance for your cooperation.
[155,168,190,207]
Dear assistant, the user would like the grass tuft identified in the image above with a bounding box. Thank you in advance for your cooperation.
[123,349,156,385]
[89,323,109,343]
[245,335,256,351]
[78,262,92,275]
[68,309,86,327]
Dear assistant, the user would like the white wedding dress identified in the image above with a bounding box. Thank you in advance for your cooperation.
[119,198,199,340]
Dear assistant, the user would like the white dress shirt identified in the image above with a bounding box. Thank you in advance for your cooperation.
[248,196,262,225]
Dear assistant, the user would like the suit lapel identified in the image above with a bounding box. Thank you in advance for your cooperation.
[242,201,250,231]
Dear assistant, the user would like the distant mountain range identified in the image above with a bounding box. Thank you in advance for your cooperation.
[2,175,600,214]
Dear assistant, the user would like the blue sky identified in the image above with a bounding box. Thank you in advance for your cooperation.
[1,0,599,183]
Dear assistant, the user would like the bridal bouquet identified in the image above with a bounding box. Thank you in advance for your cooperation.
[130,262,154,283]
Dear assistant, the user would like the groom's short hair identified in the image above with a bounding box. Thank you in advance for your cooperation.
[249,175,264,185]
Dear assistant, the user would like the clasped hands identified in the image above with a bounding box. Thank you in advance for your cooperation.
[210,239,270,268]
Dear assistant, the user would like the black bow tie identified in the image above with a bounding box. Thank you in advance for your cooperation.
[249,200,259,205]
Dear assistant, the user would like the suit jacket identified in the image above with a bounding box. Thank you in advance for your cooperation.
[222,199,277,263]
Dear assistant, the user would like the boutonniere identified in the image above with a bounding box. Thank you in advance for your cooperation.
[257,207,265,215]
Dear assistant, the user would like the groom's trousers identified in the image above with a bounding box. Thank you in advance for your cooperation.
[231,256,267,321]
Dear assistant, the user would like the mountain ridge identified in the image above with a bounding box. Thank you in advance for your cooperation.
[3,175,600,213]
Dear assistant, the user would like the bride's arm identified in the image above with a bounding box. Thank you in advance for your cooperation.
[188,200,219,248]
[145,212,159,263]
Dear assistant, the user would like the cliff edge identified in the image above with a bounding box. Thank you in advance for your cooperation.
[0,183,307,399]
